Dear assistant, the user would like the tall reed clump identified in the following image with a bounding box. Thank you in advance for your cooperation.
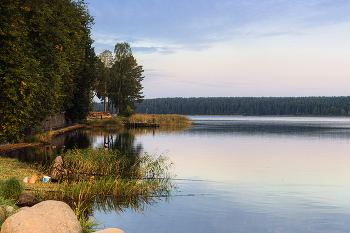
[34,148,176,202]
[32,149,176,232]
[128,114,192,126]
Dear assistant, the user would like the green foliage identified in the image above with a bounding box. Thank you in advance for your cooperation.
[93,43,144,116]
[123,105,134,117]
[135,96,350,116]
[0,0,96,142]
[0,177,23,200]
[0,196,17,228]
[109,43,144,116]
[79,216,103,233]
[24,136,40,143]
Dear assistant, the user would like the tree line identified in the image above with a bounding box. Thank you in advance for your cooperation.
[0,0,144,142]
[134,97,350,116]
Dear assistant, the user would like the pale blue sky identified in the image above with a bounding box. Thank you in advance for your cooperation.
[86,0,350,99]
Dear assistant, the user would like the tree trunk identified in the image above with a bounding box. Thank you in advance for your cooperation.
[103,82,106,112]
[103,96,106,112]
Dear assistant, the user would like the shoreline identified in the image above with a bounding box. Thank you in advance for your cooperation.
[0,124,86,156]
[186,115,350,118]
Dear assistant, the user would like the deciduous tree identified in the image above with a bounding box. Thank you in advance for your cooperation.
[109,43,144,116]
[0,0,95,142]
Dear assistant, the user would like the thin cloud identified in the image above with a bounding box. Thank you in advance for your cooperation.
[89,0,350,51]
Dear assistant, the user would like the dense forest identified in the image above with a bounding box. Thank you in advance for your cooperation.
[1,1,144,142]
[130,97,350,116]
[0,0,96,142]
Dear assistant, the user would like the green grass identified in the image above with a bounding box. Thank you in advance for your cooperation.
[0,177,23,200]
[0,196,18,229]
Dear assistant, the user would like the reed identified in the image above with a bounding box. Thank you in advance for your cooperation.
[128,114,192,126]
[34,148,175,201]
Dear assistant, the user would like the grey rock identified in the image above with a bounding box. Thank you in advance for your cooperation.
[1,200,82,233]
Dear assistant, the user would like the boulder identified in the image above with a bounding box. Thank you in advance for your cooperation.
[1,200,82,233]
[16,206,30,213]
[15,193,39,207]
[96,229,124,233]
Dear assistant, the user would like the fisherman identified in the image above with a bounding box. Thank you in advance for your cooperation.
[50,156,72,183]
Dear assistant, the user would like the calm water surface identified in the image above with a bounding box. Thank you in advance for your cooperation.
[7,116,350,232]
[92,116,350,233]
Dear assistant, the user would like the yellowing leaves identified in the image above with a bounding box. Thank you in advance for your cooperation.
[55,45,63,51]
[22,81,26,85]
[20,6,31,11]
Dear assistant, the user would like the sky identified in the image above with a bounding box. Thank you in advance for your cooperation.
[86,0,350,99]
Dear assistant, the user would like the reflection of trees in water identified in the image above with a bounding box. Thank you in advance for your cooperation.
[6,125,191,162]
[5,130,92,162]
[63,130,91,150]
[111,132,143,157]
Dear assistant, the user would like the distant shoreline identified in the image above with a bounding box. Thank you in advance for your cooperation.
[186,115,350,118]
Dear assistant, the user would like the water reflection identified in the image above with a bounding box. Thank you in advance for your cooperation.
[5,117,350,232]
[93,116,350,233]
[6,130,91,162]
[4,126,189,219]
[5,126,190,162]
[189,116,350,139]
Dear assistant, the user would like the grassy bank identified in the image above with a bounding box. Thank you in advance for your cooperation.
[81,118,124,127]
[82,113,192,128]
[0,148,176,232]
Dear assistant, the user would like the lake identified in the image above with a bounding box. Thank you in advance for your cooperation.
[7,116,350,232]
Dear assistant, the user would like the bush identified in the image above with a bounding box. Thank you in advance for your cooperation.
[24,136,40,143]
[0,177,23,200]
